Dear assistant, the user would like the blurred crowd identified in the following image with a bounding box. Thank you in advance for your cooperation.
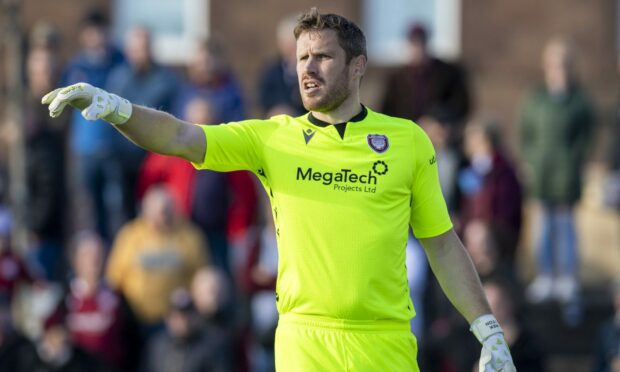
[0,8,619,372]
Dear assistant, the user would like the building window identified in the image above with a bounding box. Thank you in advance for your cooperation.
[362,0,461,65]
[113,0,209,65]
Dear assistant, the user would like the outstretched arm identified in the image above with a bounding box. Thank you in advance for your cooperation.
[116,105,205,163]
[42,83,206,163]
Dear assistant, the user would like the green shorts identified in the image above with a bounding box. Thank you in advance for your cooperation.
[275,314,419,372]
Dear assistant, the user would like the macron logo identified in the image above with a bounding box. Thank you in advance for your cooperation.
[303,128,316,144]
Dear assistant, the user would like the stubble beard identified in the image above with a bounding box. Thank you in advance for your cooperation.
[302,67,351,113]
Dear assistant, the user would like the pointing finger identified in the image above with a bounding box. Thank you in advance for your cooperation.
[41,88,62,104]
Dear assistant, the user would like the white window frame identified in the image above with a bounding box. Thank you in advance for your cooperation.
[113,0,209,65]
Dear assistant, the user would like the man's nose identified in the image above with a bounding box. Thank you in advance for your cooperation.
[302,57,318,74]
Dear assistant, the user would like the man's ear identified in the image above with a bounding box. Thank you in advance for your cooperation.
[351,55,367,79]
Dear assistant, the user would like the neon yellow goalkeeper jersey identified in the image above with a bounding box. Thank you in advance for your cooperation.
[193,106,452,322]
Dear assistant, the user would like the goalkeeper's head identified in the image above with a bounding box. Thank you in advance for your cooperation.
[293,8,368,113]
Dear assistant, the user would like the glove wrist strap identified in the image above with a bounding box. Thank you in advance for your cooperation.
[106,94,133,125]
[470,314,503,343]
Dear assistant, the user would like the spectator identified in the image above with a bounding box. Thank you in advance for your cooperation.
[458,117,523,264]
[142,287,232,372]
[17,302,111,372]
[24,45,67,281]
[135,99,211,218]
[136,151,196,217]
[106,26,180,221]
[521,38,596,305]
[190,267,236,370]
[258,15,305,117]
[62,9,125,242]
[65,231,139,372]
[418,110,461,212]
[105,186,207,328]
[593,280,620,372]
[381,22,470,139]
[172,39,245,123]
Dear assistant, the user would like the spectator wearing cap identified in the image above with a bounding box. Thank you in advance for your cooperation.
[142,287,233,372]
[381,22,470,143]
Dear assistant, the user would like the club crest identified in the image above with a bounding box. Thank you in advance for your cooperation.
[367,134,389,153]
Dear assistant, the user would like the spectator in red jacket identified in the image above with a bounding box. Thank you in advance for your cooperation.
[65,231,139,371]
[136,98,212,217]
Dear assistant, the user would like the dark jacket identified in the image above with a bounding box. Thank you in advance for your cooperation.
[258,57,305,116]
[520,84,595,205]
[24,96,66,241]
[142,325,232,372]
[381,57,470,123]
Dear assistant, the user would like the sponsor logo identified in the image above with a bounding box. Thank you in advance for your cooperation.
[367,134,389,153]
[296,161,388,194]
[429,155,436,165]
[372,160,388,175]
[303,128,316,144]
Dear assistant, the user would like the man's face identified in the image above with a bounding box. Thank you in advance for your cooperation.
[125,28,151,69]
[73,238,103,283]
[296,29,352,113]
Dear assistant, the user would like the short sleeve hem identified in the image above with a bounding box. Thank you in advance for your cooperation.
[412,220,453,239]
[190,124,210,170]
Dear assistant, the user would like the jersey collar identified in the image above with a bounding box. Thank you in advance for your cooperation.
[307,105,368,139]
[307,105,368,127]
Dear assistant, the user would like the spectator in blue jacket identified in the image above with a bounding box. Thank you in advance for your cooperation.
[106,26,180,221]
[172,39,245,123]
[62,10,125,242]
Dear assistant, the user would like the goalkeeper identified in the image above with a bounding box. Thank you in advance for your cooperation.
[43,8,516,372]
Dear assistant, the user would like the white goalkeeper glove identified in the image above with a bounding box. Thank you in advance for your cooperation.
[41,82,132,125]
[470,314,517,372]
